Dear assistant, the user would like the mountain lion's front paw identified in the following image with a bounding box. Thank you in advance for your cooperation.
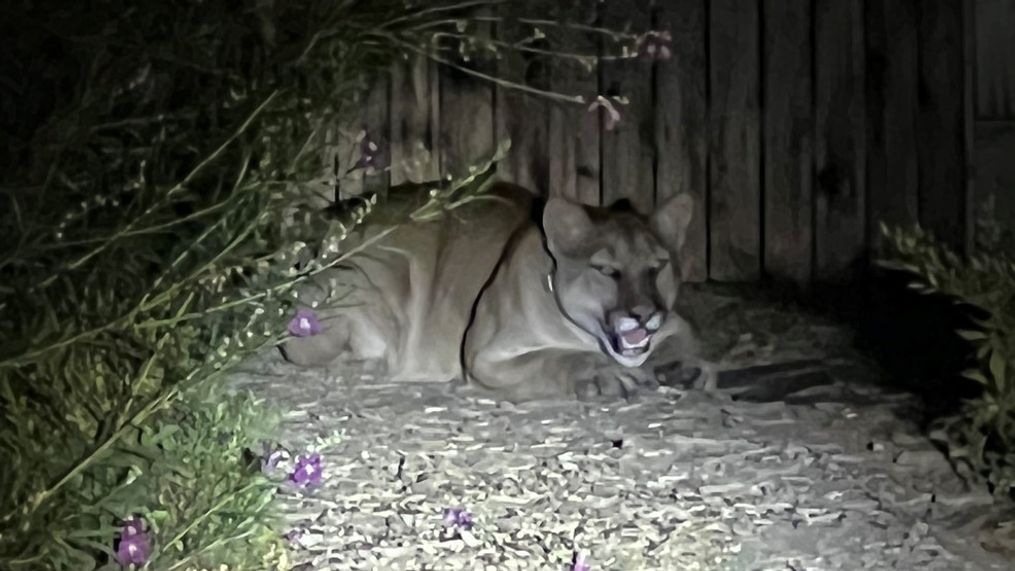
[575,366,659,400]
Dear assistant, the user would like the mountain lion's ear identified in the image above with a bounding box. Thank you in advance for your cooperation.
[651,193,694,250]
[543,197,594,255]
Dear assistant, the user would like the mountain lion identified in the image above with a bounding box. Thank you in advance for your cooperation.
[279,182,708,401]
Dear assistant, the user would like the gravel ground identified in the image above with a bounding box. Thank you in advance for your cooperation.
[231,285,1015,570]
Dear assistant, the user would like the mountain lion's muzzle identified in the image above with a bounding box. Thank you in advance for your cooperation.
[605,306,665,361]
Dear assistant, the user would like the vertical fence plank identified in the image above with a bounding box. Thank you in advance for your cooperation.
[363,77,391,196]
[332,125,364,200]
[496,3,550,193]
[600,0,655,213]
[963,0,976,255]
[762,0,813,284]
[975,0,1015,119]
[438,15,496,182]
[390,55,441,185]
[548,0,600,205]
[973,122,1015,250]
[439,74,495,180]
[655,0,708,282]
[865,0,919,251]
[709,0,761,281]
[814,0,866,281]
[918,0,966,250]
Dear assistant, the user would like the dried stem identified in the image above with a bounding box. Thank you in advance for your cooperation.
[31,91,281,292]
[377,32,586,105]
[380,0,505,29]
[427,30,630,63]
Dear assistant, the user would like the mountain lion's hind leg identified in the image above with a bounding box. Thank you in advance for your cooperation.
[278,311,352,366]
[277,265,391,367]
[279,305,392,367]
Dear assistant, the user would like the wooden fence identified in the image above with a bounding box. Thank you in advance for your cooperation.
[339,0,1012,285]
[973,0,1015,258]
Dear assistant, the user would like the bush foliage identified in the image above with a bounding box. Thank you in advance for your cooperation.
[881,224,1015,497]
[0,0,653,568]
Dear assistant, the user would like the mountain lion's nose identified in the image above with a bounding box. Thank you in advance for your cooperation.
[630,305,654,321]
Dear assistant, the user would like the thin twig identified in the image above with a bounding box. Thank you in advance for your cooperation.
[426,31,629,63]
[36,193,239,250]
[9,386,177,524]
[89,111,200,133]
[31,90,281,291]
[380,0,504,29]
[408,15,642,42]
[376,32,586,105]
[155,480,261,569]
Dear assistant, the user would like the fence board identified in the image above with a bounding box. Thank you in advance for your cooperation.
[709,0,761,281]
[814,0,866,281]
[973,122,1015,249]
[363,78,390,196]
[332,124,363,200]
[600,0,655,213]
[963,0,976,255]
[496,4,550,193]
[390,55,440,185]
[439,75,495,180]
[865,0,919,251]
[975,0,1015,119]
[918,0,966,250]
[547,0,600,205]
[655,0,708,282]
[762,0,813,284]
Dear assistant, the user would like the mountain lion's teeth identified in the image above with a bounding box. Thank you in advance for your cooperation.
[616,317,640,332]
[645,314,662,330]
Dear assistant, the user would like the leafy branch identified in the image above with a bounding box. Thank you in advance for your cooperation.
[880,222,1015,496]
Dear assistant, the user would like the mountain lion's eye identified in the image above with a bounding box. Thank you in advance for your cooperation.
[592,264,619,278]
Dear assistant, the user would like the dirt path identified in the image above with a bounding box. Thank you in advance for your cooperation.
[231,286,1015,570]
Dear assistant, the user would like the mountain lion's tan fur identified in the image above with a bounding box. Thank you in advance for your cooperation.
[280,182,706,400]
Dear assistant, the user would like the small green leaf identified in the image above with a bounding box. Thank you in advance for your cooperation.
[961,369,989,386]
[956,329,988,341]
[989,351,1007,390]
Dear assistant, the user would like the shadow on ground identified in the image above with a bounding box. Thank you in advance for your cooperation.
[686,259,981,419]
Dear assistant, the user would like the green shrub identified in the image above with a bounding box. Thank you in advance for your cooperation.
[0,1,650,568]
[0,1,388,565]
[880,223,1015,496]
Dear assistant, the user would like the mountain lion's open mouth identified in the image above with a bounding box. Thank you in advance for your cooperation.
[611,327,652,358]
[604,313,663,362]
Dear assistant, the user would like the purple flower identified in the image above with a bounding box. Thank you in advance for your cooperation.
[261,443,289,473]
[350,131,390,173]
[115,516,152,568]
[288,309,322,338]
[284,528,305,545]
[571,551,591,571]
[289,453,323,487]
[442,507,474,530]
[637,30,672,61]
[587,96,622,131]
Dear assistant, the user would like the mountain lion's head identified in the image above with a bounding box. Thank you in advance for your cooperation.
[542,193,694,368]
